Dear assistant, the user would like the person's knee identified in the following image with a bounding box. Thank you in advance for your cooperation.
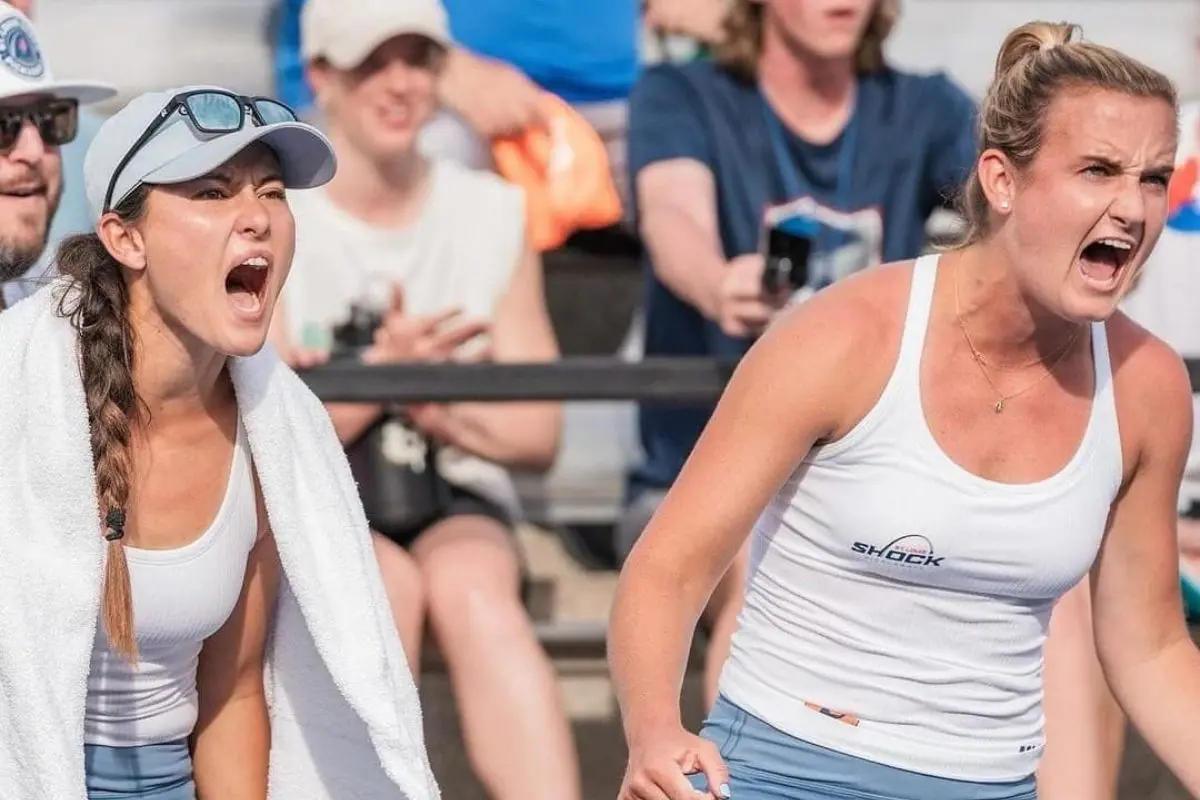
[418,519,529,640]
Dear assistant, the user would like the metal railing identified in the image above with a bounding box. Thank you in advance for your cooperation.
[300,355,1200,403]
[299,357,739,404]
[301,354,1200,661]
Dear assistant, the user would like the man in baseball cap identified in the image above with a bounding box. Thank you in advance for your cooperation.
[0,0,115,307]
[301,0,451,69]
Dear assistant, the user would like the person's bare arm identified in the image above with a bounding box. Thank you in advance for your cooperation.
[638,160,783,337]
[608,275,883,742]
[1091,330,1200,793]
[637,159,727,320]
[437,46,543,138]
[408,247,562,472]
[269,294,491,446]
[192,504,280,798]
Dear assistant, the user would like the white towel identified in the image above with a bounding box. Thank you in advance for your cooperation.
[0,284,440,800]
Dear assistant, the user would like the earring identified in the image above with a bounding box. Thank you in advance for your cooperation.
[999,200,1010,211]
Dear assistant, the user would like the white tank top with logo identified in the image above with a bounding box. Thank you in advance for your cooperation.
[719,254,1123,782]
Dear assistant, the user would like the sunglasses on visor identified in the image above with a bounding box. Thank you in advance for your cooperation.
[103,89,298,213]
[0,97,78,150]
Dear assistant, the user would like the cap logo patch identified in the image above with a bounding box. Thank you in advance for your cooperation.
[0,17,42,80]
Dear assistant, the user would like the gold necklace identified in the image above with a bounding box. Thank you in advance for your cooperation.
[953,261,1083,413]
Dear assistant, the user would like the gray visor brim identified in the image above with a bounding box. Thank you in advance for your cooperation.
[136,121,336,195]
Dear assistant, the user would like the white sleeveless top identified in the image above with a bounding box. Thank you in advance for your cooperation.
[84,420,260,747]
[719,254,1124,781]
[280,160,525,516]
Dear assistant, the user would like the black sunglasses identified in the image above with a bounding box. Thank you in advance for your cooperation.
[0,98,78,150]
[103,89,298,214]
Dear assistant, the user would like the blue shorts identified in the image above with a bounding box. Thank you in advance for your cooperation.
[84,739,195,800]
[687,695,1037,800]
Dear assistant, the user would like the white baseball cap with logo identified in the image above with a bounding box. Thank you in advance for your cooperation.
[301,0,452,70]
[0,1,114,105]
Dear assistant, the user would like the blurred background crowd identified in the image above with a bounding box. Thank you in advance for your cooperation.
[9,0,1200,797]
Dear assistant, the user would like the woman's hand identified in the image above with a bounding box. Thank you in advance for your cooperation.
[281,346,329,370]
[363,286,489,365]
[620,725,730,800]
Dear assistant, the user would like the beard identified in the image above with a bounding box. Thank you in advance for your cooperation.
[0,185,60,284]
[0,237,45,283]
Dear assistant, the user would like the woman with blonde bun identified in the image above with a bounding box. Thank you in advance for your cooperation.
[609,20,1200,800]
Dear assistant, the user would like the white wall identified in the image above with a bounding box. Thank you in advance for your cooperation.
[32,0,277,108]
[886,0,1199,100]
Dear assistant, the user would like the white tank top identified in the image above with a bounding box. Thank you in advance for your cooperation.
[280,160,525,516]
[84,420,259,747]
[719,254,1124,782]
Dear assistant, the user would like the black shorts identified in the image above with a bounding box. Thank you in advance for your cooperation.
[375,483,513,551]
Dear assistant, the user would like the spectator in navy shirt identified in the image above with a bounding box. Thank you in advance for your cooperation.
[617,0,977,716]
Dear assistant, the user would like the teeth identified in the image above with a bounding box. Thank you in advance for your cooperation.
[242,256,268,268]
[1095,238,1133,250]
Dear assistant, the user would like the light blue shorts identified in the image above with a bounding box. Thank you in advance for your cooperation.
[687,695,1038,800]
[84,739,195,800]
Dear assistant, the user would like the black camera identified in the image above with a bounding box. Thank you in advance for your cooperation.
[330,303,384,360]
[761,225,813,294]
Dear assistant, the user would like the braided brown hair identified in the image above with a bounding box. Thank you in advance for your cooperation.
[55,187,150,661]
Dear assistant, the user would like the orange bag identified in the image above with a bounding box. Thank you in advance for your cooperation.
[492,92,624,252]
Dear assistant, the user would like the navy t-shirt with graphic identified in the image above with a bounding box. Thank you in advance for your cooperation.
[627,60,978,496]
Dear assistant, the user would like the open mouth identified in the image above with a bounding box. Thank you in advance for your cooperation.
[224,255,269,316]
[1078,236,1135,290]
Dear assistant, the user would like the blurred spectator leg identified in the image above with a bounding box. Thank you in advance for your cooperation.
[372,533,428,675]
[1037,579,1125,800]
[413,515,581,800]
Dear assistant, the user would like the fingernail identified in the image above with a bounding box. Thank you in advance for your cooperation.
[719,784,731,798]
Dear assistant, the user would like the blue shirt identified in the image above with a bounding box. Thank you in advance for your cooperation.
[273,0,311,112]
[442,0,639,104]
[272,0,640,112]
[626,61,978,495]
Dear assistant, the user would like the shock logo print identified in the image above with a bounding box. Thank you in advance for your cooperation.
[850,535,944,567]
